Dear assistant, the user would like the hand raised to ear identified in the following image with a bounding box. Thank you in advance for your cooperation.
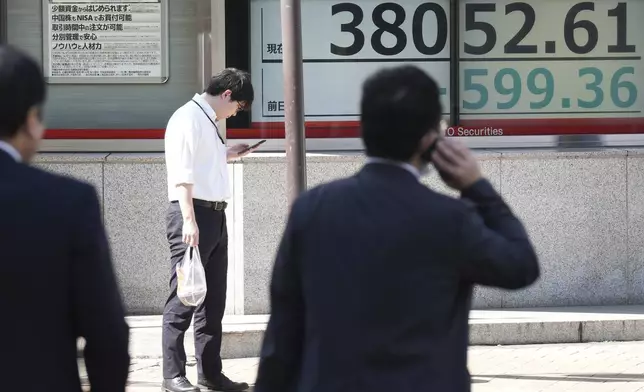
[431,138,482,191]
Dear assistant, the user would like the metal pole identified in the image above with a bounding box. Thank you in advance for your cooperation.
[0,0,7,44]
[449,0,459,128]
[280,0,307,206]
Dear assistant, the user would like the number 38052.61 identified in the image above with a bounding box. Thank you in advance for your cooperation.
[330,2,449,56]
[330,2,636,57]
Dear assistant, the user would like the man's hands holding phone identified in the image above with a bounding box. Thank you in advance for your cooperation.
[430,138,483,191]
[227,140,266,161]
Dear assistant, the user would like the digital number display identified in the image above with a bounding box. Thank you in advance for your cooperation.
[462,2,634,56]
[250,0,644,137]
[461,65,638,112]
[330,2,448,57]
[250,0,451,124]
[459,0,643,127]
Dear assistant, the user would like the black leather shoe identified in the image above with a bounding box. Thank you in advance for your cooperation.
[198,373,249,391]
[162,376,201,392]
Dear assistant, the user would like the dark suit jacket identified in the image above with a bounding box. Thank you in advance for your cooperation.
[255,162,539,392]
[0,149,130,392]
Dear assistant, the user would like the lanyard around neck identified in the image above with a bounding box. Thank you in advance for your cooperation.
[191,99,225,145]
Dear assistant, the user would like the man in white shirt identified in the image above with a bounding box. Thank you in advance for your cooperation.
[162,68,256,392]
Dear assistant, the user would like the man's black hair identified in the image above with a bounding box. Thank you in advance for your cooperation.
[205,68,254,111]
[0,45,46,139]
[360,65,443,161]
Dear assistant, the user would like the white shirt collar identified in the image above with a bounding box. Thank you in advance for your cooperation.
[366,157,421,179]
[192,93,218,124]
[0,140,21,162]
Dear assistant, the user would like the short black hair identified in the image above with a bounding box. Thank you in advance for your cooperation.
[360,65,443,161]
[205,68,254,111]
[0,45,47,139]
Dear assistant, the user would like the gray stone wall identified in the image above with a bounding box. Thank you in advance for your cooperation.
[33,149,644,315]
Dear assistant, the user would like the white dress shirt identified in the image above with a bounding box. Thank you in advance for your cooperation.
[0,140,21,162]
[164,93,230,202]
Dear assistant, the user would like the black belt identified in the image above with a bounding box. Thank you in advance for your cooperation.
[194,199,227,211]
[172,199,227,211]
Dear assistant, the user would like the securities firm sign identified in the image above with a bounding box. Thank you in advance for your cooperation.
[42,0,169,84]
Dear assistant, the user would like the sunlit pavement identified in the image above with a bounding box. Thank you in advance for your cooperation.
[79,341,644,391]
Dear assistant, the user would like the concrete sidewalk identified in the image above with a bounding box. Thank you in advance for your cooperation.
[119,305,644,360]
[80,341,644,391]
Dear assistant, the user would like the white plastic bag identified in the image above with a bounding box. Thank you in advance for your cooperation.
[176,246,207,307]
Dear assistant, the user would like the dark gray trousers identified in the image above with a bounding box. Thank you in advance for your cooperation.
[162,202,228,381]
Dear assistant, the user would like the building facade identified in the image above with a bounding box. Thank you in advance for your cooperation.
[2,0,644,315]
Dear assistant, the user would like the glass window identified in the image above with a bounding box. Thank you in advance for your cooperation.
[6,0,201,133]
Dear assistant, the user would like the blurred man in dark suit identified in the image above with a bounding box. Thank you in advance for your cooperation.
[0,45,130,392]
[254,65,540,392]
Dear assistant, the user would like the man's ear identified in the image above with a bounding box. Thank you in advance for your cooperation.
[221,89,233,100]
[24,106,45,140]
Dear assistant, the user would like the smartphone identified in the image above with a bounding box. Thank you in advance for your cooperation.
[420,137,440,162]
[239,139,266,154]
[421,138,453,181]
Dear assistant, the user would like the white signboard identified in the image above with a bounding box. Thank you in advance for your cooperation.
[42,0,169,84]
[250,0,644,137]
[250,0,451,124]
